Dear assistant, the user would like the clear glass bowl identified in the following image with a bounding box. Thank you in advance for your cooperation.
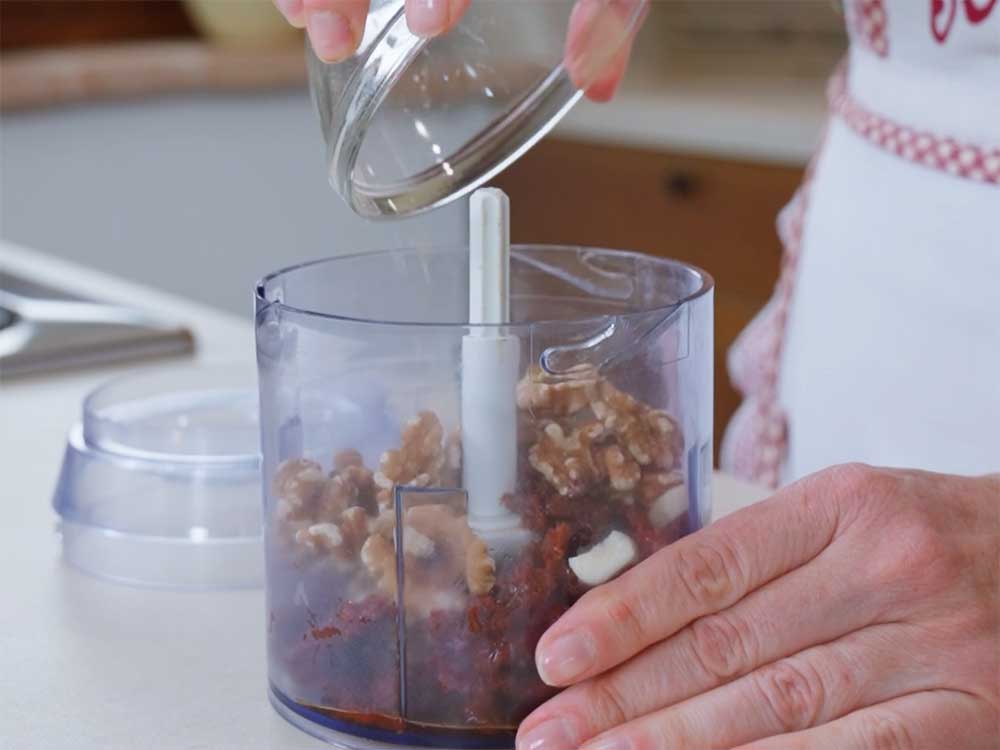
[256,245,713,747]
[308,0,645,218]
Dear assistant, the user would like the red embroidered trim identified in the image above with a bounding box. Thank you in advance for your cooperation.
[721,129,829,488]
[853,0,890,56]
[829,71,1000,185]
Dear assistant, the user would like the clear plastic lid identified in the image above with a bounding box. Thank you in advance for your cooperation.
[51,364,263,589]
[308,0,645,218]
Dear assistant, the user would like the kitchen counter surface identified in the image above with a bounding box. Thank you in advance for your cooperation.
[0,240,771,749]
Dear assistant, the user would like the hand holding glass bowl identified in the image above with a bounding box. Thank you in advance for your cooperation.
[273,0,644,101]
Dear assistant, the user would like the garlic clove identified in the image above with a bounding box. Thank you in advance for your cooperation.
[649,484,688,529]
[569,530,637,586]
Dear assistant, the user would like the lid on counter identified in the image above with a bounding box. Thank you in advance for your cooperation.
[52,363,263,589]
[309,0,645,218]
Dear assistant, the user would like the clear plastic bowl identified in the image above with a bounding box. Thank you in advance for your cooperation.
[256,245,713,747]
[308,0,645,218]
[51,364,263,589]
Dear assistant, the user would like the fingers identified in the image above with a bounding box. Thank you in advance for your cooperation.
[735,690,998,750]
[518,543,880,749]
[582,31,633,103]
[405,0,471,38]
[301,0,370,62]
[575,624,938,750]
[534,470,845,687]
[285,0,470,62]
[564,0,647,102]
[274,0,306,28]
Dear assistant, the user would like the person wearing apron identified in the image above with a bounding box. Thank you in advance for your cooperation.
[722,0,1000,488]
[281,1,999,746]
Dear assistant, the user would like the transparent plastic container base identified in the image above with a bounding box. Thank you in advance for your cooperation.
[52,363,264,589]
[270,685,514,750]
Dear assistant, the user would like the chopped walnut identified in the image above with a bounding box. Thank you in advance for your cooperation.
[465,536,496,595]
[361,533,397,596]
[516,365,599,417]
[293,506,372,561]
[313,465,375,522]
[601,445,642,492]
[403,527,436,559]
[295,523,343,554]
[374,411,448,507]
[358,502,497,609]
[528,421,607,497]
[272,458,327,521]
[405,504,469,566]
[411,505,496,597]
[593,382,679,468]
[338,507,371,558]
[369,508,397,537]
[333,449,365,471]
[443,429,463,487]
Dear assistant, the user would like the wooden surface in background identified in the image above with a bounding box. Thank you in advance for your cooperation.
[492,138,804,460]
[0,0,196,51]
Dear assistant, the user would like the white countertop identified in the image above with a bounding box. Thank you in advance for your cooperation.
[0,240,770,749]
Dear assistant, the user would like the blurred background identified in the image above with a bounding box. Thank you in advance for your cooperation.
[0,0,846,455]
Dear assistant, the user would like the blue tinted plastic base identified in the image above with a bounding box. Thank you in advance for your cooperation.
[269,685,514,750]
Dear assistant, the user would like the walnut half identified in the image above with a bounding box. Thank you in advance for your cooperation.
[374,411,448,508]
[516,365,600,417]
[528,422,607,497]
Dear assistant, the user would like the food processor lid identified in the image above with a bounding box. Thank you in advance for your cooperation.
[51,363,264,589]
[310,0,645,218]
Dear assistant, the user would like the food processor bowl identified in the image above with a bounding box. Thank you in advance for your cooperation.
[256,245,712,748]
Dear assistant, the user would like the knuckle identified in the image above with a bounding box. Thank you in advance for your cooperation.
[631,718,688,750]
[601,590,648,644]
[825,463,901,513]
[831,462,882,494]
[754,658,825,732]
[581,678,632,729]
[674,538,744,611]
[856,711,915,750]
[868,507,959,595]
[688,611,756,681]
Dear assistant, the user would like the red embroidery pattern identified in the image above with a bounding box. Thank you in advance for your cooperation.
[931,0,998,43]
[721,110,831,487]
[829,71,1000,184]
[853,0,890,56]
[719,183,813,488]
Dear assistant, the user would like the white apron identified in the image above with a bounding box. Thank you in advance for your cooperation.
[721,0,1000,485]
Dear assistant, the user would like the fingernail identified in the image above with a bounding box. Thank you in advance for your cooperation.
[564,0,628,89]
[307,10,356,62]
[407,0,449,36]
[582,734,631,750]
[516,718,576,750]
[275,0,305,28]
[536,631,596,685]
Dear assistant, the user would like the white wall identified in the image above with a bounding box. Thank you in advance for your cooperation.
[0,88,465,316]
